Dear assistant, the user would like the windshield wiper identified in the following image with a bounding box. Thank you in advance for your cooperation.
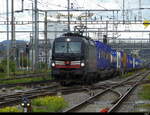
[67,44,77,57]
[59,45,67,57]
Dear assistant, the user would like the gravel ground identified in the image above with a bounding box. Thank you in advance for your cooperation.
[77,91,119,112]
[116,72,150,112]
[62,87,120,112]
[62,71,150,112]
[117,81,150,112]
[116,85,147,112]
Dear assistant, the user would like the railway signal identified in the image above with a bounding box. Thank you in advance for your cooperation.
[21,97,32,112]
[26,43,29,54]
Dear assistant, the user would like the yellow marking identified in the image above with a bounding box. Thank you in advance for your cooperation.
[143,20,150,28]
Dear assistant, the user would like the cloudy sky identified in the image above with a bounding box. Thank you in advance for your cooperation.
[0,0,150,42]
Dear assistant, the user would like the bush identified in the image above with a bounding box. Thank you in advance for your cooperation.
[0,59,16,73]
[0,106,21,112]
[139,84,150,100]
[20,56,31,67]
[32,96,68,112]
[37,62,48,70]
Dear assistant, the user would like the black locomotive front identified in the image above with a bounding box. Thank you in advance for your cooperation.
[51,34,87,83]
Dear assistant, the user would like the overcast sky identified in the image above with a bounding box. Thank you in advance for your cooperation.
[0,0,150,42]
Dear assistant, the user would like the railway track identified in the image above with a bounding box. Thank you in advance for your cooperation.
[0,70,149,112]
[0,84,103,108]
[0,72,49,81]
[63,70,150,112]
[0,79,55,89]
[0,74,137,109]
[0,72,53,89]
[108,71,150,112]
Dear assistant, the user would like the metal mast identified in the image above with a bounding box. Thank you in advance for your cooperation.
[6,0,9,77]
[138,0,142,21]
[34,0,39,70]
[123,0,125,24]
[11,0,15,61]
[44,11,48,70]
[67,0,70,32]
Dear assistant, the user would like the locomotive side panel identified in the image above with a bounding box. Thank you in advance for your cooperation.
[87,40,97,73]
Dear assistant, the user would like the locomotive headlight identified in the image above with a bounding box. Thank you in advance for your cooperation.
[66,38,71,42]
[81,62,85,67]
[51,63,55,67]
[21,103,24,106]
[27,103,30,107]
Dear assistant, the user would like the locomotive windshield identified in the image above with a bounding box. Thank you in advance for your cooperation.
[55,42,81,53]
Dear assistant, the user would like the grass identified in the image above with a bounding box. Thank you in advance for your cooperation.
[0,106,21,112]
[135,104,150,112]
[31,96,68,112]
[137,74,150,111]
[121,71,134,78]
[0,73,10,79]
[147,75,150,80]
[13,86,26,90]
[138,75,150,100]
[0,69,52,85]
[0,76,51,85]
[0,96,68,112]
[138,104,150,108]
[0,69,51,79]
[138,84,150,100]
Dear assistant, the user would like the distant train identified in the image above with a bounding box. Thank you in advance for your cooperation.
[51,33,143,85]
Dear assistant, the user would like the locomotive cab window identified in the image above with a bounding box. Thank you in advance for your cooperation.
[54,42,81,53]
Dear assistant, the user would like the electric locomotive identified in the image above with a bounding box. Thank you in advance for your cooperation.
[51,32,97,85]
[51,32,144,85]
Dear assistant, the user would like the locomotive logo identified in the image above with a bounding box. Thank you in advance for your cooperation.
[65,61,71,65]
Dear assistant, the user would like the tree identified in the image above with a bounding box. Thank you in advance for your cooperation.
[0,59,16,73]
[20,56,30,67]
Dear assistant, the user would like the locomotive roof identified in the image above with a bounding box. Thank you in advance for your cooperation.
[62,32,92,40]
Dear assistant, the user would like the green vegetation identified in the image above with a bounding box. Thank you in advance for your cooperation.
[137,75,150,111]
[37,62,48,70]
[138,75,150,100]
[0,76,51,85]
[0,96,68,112]
[0,59,16,73]
[0,106,21,112]
[13,86,26,90]
[20,56,31,68]
[121,71,134,78]
[135,104,150,112]
[137,104,150,108]
[0,58,51,78]
[147,75,150,80]
[138,84,150,100]
[31,96,68,112]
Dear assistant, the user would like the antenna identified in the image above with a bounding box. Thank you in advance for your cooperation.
[67,0,70,32]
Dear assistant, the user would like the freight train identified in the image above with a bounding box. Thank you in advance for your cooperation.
[51,32,143,85]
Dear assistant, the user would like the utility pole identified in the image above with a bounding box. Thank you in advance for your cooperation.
[6,0,9,77]
[138,0,142,21]
[44,11,48,70]
[21,0,24,11]
[34,0,39,70]
[123,0,125,24]
[11,0,15,61]
[67,0,70,32]
[31,2,34,71]
[85,11,88,37]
